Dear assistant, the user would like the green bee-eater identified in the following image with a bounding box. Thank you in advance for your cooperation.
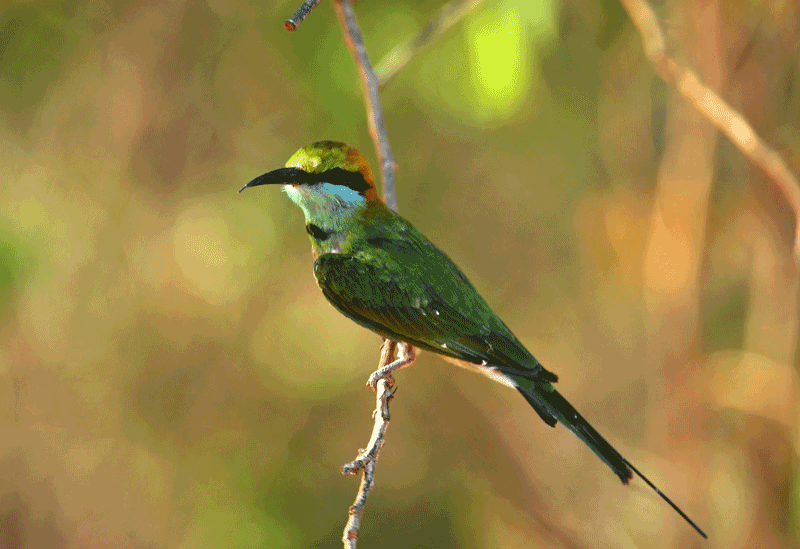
[240,141,706,538]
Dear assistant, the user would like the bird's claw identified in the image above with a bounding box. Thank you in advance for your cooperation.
[366,371,395,392]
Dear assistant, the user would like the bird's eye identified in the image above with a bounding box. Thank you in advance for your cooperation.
[306,223,331,240]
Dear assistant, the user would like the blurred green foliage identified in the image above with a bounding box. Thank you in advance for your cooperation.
[0,227,29,316]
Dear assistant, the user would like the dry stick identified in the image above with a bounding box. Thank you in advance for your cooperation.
[375,0,486,89]
[333,0,399,212]
[284,0,323,31]
[340,341,417,548]
[619,0,800,263]
[340,341,396,548]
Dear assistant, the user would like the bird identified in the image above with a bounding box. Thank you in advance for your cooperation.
[239,140,706,539]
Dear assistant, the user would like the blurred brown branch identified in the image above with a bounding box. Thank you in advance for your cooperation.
[619,0,800,264]
[375,0,485,89]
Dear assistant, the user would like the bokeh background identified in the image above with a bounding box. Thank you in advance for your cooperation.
[1,0,799,547]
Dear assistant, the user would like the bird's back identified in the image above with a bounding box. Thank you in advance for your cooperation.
[313,202,557,384]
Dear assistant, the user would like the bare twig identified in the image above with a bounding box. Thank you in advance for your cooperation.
[341,341,417,548]
[341,379,391,549]
[375,0,485,89]
[619,0,800,263]
[332,0,399,212]
[284,0,323,31]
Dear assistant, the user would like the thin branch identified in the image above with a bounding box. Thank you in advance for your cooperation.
[375,0,486,89]
[341,341,417,548]
[341,378,391,549]
[619,0,800,263]
[332,0,399,212]
[284,0,323,31]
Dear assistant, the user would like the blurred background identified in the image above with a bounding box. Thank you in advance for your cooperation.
[1,0,799,547]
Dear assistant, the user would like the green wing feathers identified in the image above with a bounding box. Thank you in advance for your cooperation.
[313,227,557,384]
[515,379,633,484]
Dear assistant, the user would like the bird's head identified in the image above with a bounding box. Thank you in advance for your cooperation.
[239,141,379,229]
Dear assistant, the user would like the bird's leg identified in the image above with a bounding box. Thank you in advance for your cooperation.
[366,340,417,391]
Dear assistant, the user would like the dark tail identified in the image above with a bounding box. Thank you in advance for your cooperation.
[517,382,632,483]
[517,382,707,539]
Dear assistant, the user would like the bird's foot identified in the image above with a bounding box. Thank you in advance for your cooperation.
[366,370,395,392]
[366,341,417,392]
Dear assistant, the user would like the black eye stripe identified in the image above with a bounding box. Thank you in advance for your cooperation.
[306,223,332,241]
[298,167,370,194]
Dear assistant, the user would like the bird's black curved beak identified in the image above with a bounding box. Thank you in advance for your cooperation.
[238,167,304,193]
